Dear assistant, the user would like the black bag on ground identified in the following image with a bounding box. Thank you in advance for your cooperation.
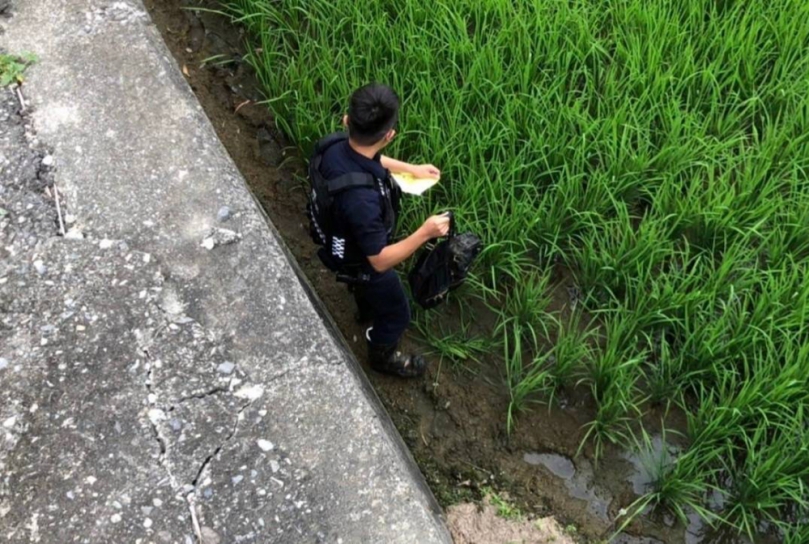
[408,213,483,309]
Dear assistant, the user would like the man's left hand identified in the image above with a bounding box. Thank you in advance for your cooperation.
[410,164,441,179]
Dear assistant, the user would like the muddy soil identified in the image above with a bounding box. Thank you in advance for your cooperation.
[142,2,748,543]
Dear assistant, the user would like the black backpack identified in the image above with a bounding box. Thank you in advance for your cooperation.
[306,132,396,277]
[408,213,483,309]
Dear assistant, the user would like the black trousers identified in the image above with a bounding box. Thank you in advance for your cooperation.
[351,270,411,346]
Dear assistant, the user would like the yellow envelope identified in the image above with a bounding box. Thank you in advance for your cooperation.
[391,172,440,196]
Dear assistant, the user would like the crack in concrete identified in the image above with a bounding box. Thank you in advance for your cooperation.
[134,293,273,542]
[190,398,251,489]
[138,342,208,543]
[169,387,228,409]
[135,323,256,543]
[185,398,253,544]
[139,346,178,489]
[267,367,292,382]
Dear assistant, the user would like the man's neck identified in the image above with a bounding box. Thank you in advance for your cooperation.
[348,138,383,160]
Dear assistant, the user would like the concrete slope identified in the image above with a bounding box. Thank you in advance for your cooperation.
[0,0,450,542]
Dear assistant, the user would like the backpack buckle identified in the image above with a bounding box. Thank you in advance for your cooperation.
[335,265,371,285]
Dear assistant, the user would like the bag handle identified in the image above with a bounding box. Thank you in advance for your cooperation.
[442,211,456,238]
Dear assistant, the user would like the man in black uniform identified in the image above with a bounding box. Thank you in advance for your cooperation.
[316,83,450,378]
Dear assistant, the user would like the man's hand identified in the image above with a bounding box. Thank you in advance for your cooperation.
[409,164,441,179]
[366,213,452,273]
[419,213,451,239]
[380,156,441,179]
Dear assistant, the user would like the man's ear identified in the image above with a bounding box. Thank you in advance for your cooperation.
[342,115,349,128]
[385,128,396,142]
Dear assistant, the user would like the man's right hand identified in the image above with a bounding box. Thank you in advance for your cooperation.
[420,214,452,240]
[367,213,453,273]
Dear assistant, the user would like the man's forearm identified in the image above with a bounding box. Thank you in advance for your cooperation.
[367,229,429,273]
[380,155,414,174]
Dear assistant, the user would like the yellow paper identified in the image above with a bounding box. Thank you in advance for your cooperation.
[391,172,440,196]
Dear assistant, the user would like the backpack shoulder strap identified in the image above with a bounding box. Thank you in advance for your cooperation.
[309,132,348,174]
[313,132,349,155]
[327,172,375,195]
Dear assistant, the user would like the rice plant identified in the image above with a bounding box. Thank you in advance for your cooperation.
[783,521,809,544]
[544,310,595,401]
[491,266,554,347]
[720,409,809,539]
[615,428,720,536]
[503,322,554,432]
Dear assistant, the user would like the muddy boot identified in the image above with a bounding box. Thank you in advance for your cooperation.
[367,342,428,378]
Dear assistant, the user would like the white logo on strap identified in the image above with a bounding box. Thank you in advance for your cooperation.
[332,237,346,259]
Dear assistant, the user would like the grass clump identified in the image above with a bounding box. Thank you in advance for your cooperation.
[223,0,809,538]
[0,52,37,86]
[484,487,523,521]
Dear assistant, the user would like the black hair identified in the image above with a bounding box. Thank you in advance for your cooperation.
[347,83,400,146]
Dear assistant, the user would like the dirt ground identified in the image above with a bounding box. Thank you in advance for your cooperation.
[447,496,576,544]
[141,2,704,542]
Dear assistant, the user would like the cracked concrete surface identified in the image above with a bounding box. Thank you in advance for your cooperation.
[0,0,450,542]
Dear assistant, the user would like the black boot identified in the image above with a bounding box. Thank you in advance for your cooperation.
[368,342,428,378]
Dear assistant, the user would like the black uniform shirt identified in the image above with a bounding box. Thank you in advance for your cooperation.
[319,140,391,265]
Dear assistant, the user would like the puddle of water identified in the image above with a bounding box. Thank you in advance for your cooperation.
[707,488,725,511]
[685,514,760,544]
[523,444,762,544]
[620,434,680,496]
[621,438,759,544]
[523,452,575,479]
[686,510,704,544]
[523,452,612,521]
[569,457,613,521]
[619,436,749,544]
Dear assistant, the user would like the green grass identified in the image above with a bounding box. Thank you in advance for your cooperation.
[0,52,37,86]
[413,307,490,384]
[222,0,809,539]
[484,487,524,521]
